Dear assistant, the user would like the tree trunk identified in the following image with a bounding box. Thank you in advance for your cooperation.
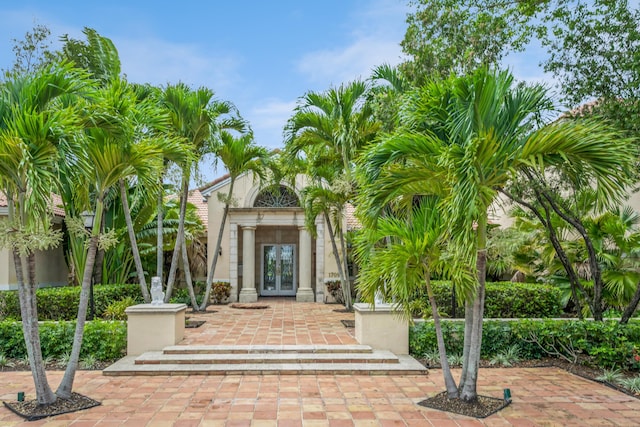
[459,214,488,402]
[620,283,640,324]
[459,298,473,389]
[157,183,164,280]
[426,275,458,398]
[324,211,351,309]
[56,200,103,399]
[119,179,151,302]
[200,180,234,310]
[15,250,57,405]
[338,223,352,309]
[165,175,189,302]
[181,237,199,309]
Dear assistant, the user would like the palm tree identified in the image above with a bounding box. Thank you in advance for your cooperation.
[55,79,167,398]
[359,68,634,401]
[161,83,245,307]
[0,61,91,405]
[355,198,470,398]
[284,80,379,309]
[199,131,268,310]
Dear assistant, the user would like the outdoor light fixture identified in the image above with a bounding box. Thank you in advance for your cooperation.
[80,210,95,230]
[219,247,222,256]
[503,388,512,402]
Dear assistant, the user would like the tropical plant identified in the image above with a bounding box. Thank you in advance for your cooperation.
[161,83,245,308]
[358,67,633,401]
[489,345,521,367]
[596,368,624,384]
[0,61,91,405]
[284,80,379,309]
[199,131,268,310]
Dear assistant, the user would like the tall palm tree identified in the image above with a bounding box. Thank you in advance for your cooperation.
[284,80,379,309]
[55,80,167,399]
[0,61,91,405]
[199,131,268,310]
[360,68,634,401]
[161,83,245,306]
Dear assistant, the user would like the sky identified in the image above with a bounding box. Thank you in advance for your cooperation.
[0,0,551,184]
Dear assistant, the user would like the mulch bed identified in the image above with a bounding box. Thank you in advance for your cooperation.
[230,303,270,309]
[418,392,510,418]
[3,393,100,421]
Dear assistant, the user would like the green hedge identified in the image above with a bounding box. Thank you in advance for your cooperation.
[0,284,144,321]
[0,320,126,361]
[410,319,640,371]
[407,281,563,319]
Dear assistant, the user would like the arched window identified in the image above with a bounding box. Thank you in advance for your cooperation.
[253,185,300,208]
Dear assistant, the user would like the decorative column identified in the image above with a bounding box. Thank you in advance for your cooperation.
[239,226,258,302]
[315,218,325,303]
[229,224,238,302]
[296,226,315,302]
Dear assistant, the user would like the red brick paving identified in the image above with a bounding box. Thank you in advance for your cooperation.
[1,299,639,425]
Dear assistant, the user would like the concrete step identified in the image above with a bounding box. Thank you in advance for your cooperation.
[134,350,399,365]
[103,355,427,376]
[162,344,374,354]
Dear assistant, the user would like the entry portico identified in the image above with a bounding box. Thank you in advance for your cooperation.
[202,173,336,303]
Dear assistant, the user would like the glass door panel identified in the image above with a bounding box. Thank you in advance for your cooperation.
[261,244,297,296]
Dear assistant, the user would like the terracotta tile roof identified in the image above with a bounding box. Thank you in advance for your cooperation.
[0,192,65,217]
[198,174,230,193]
[345,203,360,230]
[187,188,208,232]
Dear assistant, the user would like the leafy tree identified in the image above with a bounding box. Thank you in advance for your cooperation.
[539,0,640,137]
[284,80,379,309]
[400,0,536,84]
[359,68,633,401]
[3,24,57,77]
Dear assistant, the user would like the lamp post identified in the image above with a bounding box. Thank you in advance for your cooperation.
[80,210,96,320]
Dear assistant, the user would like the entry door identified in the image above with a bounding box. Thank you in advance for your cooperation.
[261,244,296,296]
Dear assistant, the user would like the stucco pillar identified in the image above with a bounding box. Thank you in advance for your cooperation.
[239,226,258,303]
[296,226,315,302]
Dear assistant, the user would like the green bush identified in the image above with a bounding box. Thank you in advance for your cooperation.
[410,319,640,371]
[0,284,143,321]
[103,297,138,320]
[408,281,563,319]
[0,320,126,361]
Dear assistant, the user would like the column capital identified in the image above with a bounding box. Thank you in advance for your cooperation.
[298,225,308,232]
[242,225,257,231]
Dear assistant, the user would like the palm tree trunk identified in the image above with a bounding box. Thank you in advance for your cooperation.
[119,179,151,302]
[324,211,350,309]
[426,275,458,398]
[165,175,189,302]
[200,180,234,311]
[56,201,103,399]
[460,214,488,402]
[157,182,164,280]
[15,250,57,405]
[181,239,199,309]
[459,298,473,389]
[338,224,352,309]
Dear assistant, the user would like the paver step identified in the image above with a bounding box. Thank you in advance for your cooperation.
[134,350,398,365]
[103,355,428,376]
[163,344,374,354]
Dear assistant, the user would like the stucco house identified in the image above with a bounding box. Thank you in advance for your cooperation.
[200,173,350,303]
[0,193,68,291]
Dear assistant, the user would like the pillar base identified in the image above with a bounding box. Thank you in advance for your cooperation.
[296,288,315,302]
[354,303,409,354]
[125,303,187,355]
[239,288,258,303]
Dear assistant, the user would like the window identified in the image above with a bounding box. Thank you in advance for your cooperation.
[253,185,299,208]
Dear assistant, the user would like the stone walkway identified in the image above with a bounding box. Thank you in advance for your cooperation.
[1,298,639,426]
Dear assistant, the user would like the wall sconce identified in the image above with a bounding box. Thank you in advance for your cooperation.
[218,247,222,256]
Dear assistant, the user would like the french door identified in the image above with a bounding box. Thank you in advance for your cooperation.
[261,244,296,296]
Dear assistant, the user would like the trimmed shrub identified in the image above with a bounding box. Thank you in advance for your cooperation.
[407,281,563,319]
[410,319,640,371]
[211,281,231,304]
[0,320,126,361]
[103,297,138,320]
[0,284,143,321]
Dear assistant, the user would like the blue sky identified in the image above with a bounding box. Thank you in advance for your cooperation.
[0,0,550,182]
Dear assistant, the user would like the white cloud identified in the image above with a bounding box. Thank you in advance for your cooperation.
[114,36,241,90]
[248,99,298,149]
[296,0,408,86]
